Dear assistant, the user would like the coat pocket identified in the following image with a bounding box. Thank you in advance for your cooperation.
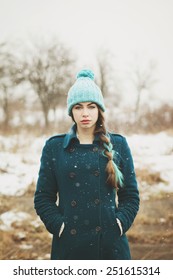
[113,235,131,260]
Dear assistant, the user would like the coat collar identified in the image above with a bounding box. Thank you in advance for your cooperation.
[63,124,101,149]
[63,124,78,149]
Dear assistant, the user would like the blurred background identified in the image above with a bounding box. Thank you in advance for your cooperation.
[0,0,173,260]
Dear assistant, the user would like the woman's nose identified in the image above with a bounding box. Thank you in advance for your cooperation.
[82,108,89,116]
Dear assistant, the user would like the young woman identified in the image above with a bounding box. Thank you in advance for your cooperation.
[34,69,140,260]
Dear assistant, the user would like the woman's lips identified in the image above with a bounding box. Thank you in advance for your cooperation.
[81,120,91,123]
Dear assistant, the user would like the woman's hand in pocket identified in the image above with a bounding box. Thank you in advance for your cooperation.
[59,222,65,237]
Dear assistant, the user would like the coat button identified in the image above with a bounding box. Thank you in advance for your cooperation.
[94,170,100,176]
[70,229,77,235]
[71,200,77,207]
[93,147,98,152]
[94,198,100,205]
[69,172,76,178]
[69,147,75,153]
[95,226,102,232]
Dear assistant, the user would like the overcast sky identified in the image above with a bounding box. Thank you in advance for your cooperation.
[0,0,173,104]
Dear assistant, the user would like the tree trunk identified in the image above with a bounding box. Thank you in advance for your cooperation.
[3,90,9,128]
[135,89,142,120]
[43,110,49,128]
[41,103,49,128]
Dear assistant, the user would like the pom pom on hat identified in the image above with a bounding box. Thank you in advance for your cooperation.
[76,69,95,80]
[67,69,105,115]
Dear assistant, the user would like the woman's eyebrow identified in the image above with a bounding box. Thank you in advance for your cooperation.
[87,103,96,106]
[75,103,95,106]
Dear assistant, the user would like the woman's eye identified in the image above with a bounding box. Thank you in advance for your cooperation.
[89,106,96,109]
[74,106,81,110]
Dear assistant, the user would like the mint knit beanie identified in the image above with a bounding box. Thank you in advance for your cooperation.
[67,69,106,115]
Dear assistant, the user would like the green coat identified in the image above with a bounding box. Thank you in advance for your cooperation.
[34,125,139,260]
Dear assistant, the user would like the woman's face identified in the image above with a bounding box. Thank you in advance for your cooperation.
[72,102,99,130]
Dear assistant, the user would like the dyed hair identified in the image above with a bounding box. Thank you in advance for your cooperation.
[94,108,123,190]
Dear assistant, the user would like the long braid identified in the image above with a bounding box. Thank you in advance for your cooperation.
[94,109,124,190]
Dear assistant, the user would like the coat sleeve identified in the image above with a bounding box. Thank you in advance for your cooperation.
[115,136,140,234]
[34,140,63,235]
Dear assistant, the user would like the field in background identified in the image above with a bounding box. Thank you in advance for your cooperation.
[0,128,173,260]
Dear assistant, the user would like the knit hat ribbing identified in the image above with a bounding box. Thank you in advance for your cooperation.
[67,69,105,115]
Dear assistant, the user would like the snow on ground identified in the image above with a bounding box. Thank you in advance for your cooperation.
[127,132,173,198]
[0,131,172,229]
[0,210,31,231]
[0,134,46,196]
[0,131,172,197]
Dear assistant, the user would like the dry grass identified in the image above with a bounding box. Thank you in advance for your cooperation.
[136,168,168,185]
[0,182,51,260]
[0,224,51,260]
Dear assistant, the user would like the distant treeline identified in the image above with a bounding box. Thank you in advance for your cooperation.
[0,38,172,134]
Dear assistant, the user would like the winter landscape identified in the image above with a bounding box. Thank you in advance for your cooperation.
[0,0,173,261]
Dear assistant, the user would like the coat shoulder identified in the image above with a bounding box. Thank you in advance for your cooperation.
[47,133,66,144]
[109,132,125,144]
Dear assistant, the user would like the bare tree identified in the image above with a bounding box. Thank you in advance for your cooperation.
[96,48,122,105]
[19,40,76,127]
[0,43,17,128]
[96,49,111,96]
[130,57,158,119]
